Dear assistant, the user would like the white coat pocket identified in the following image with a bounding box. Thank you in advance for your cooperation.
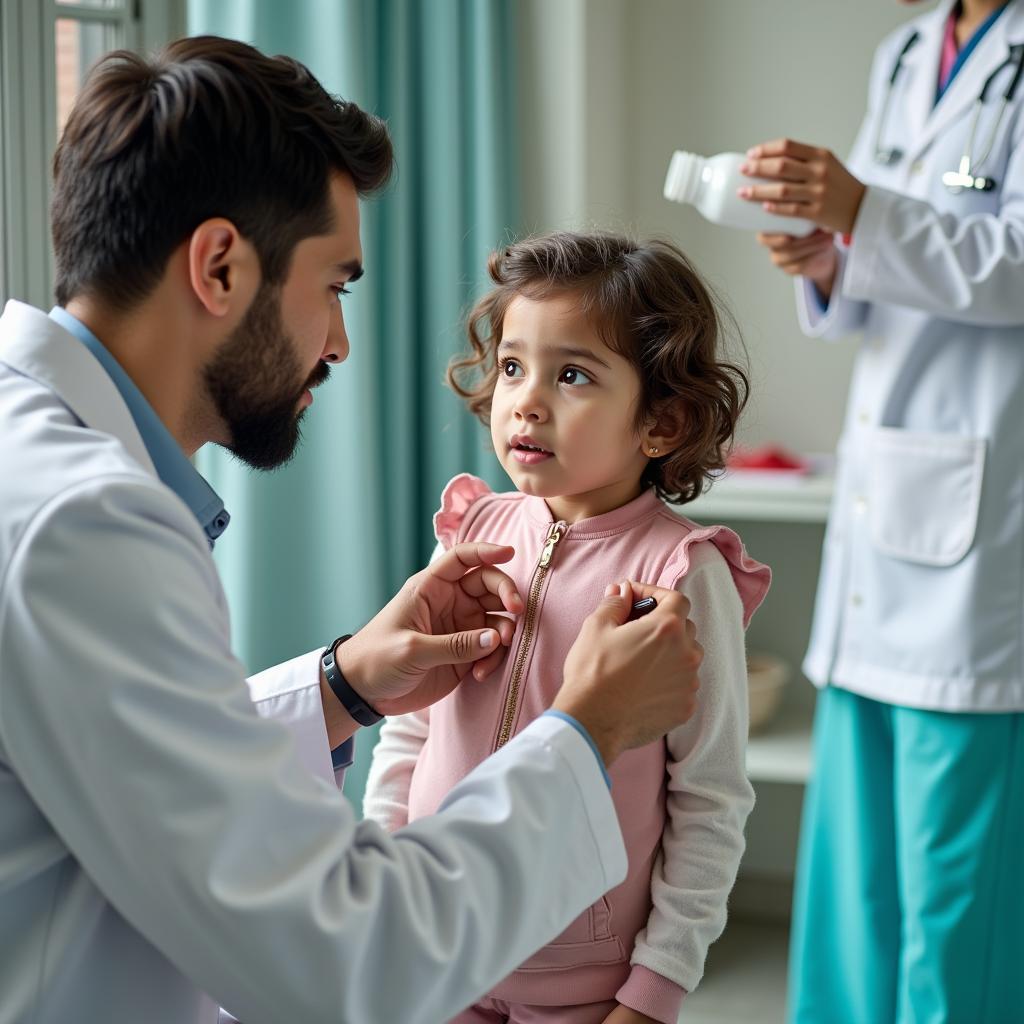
[867,428,986,567]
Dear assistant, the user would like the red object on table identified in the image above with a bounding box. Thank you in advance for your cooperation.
[727,445,810,473]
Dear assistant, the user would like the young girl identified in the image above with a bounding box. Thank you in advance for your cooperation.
[364,232,771,1024]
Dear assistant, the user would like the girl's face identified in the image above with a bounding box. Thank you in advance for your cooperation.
[490,292,652,524]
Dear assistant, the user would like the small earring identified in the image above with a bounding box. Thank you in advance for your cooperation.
[648,446,659,456]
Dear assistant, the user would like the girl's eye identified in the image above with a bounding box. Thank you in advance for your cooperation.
[559,366,592,386]
[332,286,352,299]
[498,357,524,378]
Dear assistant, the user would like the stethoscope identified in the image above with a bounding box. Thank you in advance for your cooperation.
[874,28,1024,193]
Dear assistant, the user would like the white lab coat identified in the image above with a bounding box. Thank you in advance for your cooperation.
[0,301,627,1024]
[798,0,1024,711]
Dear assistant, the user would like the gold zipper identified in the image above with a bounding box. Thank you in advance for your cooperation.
[495,520,567,749]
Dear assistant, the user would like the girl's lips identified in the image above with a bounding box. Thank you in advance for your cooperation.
[512,448,553,465]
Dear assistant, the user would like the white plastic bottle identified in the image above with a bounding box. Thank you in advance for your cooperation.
[663,150,814,235]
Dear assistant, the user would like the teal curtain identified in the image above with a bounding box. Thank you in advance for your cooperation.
[187,0,518,807]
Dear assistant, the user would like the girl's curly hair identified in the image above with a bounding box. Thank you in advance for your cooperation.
[448,232,748,505]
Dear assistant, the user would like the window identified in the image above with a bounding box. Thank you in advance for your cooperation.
[0,0,184,309]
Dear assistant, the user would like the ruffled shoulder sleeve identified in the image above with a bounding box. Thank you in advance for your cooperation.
[660,523,772,629]
[433,473,494,549]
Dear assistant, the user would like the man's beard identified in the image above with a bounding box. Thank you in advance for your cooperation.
[202,284,330,471]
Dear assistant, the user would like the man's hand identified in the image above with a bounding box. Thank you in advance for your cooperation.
[552,581,703,769]
[332,543,523,722]
[599,1002,661,1024]
[738,137,866,236]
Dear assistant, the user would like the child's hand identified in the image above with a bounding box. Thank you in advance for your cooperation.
[599,1004,661,1024]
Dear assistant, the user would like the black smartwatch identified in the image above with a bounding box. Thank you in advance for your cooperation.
[322,635,383,727]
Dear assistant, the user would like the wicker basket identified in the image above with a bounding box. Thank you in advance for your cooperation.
[747,653,789,734]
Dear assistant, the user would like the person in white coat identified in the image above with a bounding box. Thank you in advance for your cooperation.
[740,1,1024,1021]
[0,36,705,1024]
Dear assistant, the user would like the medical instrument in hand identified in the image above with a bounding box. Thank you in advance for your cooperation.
[941,43,1024,192]
[874,31,921,165]
[628,597,657,621]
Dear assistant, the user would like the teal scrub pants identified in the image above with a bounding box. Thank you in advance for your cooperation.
[787,686,1024,1024]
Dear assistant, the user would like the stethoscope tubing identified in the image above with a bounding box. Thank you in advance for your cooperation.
[873,28,1024,192]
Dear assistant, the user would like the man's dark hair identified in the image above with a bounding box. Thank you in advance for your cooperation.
[52,35,393,309]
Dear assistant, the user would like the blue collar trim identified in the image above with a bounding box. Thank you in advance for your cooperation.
[49,307,230,548]
[937,2,1011,103]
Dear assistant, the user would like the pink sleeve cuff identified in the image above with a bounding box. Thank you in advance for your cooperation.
[615,964,687,1024]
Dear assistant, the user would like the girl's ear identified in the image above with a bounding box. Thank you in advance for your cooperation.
[642,403,687,457]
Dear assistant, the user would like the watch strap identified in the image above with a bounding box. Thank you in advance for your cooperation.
[322,635,383,727]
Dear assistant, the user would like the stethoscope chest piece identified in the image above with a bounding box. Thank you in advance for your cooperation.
[942,156,997,192]
[940,43,1024,193]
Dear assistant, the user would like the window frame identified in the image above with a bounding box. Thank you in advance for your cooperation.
[0,0,185,309]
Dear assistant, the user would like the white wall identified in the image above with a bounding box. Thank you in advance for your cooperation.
[518,0,923,454]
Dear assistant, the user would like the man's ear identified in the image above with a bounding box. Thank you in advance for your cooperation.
[187,218,259,318]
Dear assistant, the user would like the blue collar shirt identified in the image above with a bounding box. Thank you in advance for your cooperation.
[48,306,230,548]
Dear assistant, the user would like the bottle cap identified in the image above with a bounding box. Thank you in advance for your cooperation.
[663,150,703,205]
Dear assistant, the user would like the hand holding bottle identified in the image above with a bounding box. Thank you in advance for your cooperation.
[738,137,867,235]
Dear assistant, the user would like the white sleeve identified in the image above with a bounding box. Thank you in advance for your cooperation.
[795,246,869,340]
[362,710,430,830]
[841,170,1024,325]
[246,650,357,790]
[624,543,755,995]
[0,477,626,1024]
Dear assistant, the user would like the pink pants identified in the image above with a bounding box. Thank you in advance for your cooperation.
[449,996,618,1024]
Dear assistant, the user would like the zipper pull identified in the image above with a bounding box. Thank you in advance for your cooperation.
[539,521,567,567]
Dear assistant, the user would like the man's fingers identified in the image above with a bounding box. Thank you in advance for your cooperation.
[416,627,501,668]
[470,649,505,680]
[584,581,632,626]
[488,612,517,646]
[469,618,515,680]
[428,543,515,584]
[589,579,695,630]
[475,592,511,614]
[618,579,691,615]
[460,564,524,613]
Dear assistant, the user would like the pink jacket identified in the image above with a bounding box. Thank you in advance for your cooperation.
[375,475,770,1015]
